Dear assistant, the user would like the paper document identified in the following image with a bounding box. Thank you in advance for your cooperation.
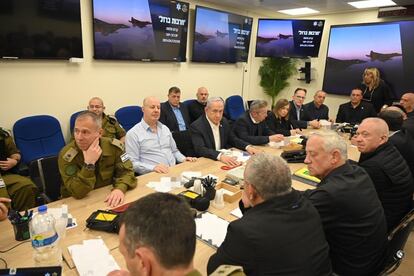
[146,177,181,192]
[68,238,119,276]
[195,212,229,248]
[230,208,243,219]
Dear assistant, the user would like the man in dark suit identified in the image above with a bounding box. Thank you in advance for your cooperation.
[304,131,387,275]
[188,87,209,123]
[232,100,284,145]
[289,88,320,129]
[303,90,330,120]
[159,86,193,156]
[336,88,376,124]
[379,108,414,178]
[190,97,258,166]
[208,153,332,275]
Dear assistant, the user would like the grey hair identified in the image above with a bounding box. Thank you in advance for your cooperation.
[206,97,224,108]
[249,100,268,112]
[244,153,292,200]
[309,130,347,160]
[75,110,102,129]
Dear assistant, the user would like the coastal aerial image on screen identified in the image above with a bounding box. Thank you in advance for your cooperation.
[256,20,294,57]
[323,23,405,95]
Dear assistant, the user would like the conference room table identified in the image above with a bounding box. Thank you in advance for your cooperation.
[0,135,360,275]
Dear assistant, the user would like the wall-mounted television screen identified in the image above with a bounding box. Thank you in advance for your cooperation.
[0,0,83,60]
[323,21,414,98]
[255,19,325,58]
[192,6,253,63]
[92,0,189,61]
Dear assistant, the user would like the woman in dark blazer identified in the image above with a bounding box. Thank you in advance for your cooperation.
[359,67,393,113]
[266,98,301,136]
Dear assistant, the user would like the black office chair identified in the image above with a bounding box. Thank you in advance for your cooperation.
[379,208,414,275]
[29,156,62,202]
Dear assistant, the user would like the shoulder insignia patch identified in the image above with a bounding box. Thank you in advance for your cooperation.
[120,152,130,163]
[63,147,78,162]
[65,164,78,176]
[0,127,11,138]
[107,115,118,124]
[111,138,124,151]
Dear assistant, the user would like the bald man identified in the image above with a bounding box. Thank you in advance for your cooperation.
[188,87,209,123]
[355,118,413,231]
[87,97,126,142]
[400,92,414,118]
[125,97,196,175]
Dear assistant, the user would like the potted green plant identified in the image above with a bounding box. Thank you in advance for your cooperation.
[258,57,297,107]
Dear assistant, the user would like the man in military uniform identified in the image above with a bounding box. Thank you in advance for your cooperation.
[87,97,126,142]
[0,127,37,211]
[58,111,136,207]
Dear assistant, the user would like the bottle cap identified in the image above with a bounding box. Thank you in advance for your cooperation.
[38,205,47,213]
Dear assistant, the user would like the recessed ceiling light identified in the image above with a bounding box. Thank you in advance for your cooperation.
[278,7,320,15]
[348,0,397,9]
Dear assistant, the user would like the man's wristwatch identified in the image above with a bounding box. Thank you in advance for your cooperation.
[84,162,95,171]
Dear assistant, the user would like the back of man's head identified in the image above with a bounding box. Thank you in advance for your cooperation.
[244,153,292,200]
[121,193,196,269]
[378,110,404,131]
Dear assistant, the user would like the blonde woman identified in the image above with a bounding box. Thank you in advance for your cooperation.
[359,67,393,113]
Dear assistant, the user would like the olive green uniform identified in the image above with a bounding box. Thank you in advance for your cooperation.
[102,113,126,140]
[0,128,37,211]
[58,137,136,199]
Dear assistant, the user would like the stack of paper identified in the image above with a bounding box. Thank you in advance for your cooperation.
[68,239,119,276]
[146,177,181,192]
[195,212,229,248]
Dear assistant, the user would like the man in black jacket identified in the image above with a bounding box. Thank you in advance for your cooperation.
[379,109,414,178]
[188,87,209,123]
[208,153,332,276]
[336,88,376,124]
[355,118,414,231]
[190,97,258,166]
[232,100,284,145]
[303,90,330,121]
[289,88,320,129]
[159,86,194,156]
[304,131,387,275]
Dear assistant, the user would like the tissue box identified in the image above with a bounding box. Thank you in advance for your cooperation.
[215,183,242,203]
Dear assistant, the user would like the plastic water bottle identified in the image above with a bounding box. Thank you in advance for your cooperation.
[29,205,62,266]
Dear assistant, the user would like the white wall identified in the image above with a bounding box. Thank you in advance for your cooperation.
[1,1,412,141]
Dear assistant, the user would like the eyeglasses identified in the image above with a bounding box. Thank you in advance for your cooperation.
[89,105,103,109]
[295,96,306,99]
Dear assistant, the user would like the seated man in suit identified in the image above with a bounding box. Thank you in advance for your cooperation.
[0,127,37,211]
[208,153,332,275]
[355,118,413,231]
[159,86,193,156]
[399,92,414,118]
[190,97,258,166]
[188,87,209,123]
[87,97,126,142]
[289,88,320,129]
[58,111,136,207]
[126,97,196,175]
[336,88,376,124]
[379,108,414,178]
[232,100,284,145]
[303,90,330,121]
[304,131,387,275]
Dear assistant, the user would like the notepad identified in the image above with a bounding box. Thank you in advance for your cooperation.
[195,212,229,248]
[293,166,321,186]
